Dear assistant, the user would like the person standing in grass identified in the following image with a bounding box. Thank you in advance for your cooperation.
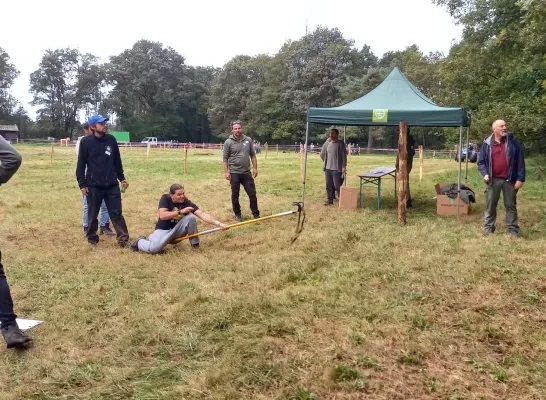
[0,136,33,349]
[76,114,131,247]
[131,184,228,254]
[222,120,260,221]
[478,119,525,238]
[320,128,347,205]
[76,122,115,236]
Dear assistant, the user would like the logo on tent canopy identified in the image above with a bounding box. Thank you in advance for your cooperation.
[372,109,388,123]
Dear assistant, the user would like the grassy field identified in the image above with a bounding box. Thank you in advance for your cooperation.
[0,144,545,400]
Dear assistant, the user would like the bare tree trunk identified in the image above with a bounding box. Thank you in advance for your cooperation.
[398,122,408,226]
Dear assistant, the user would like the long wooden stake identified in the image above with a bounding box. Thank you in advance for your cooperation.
[276,144,279,154]
[397,122,408,226]
[184,146,188,173]
[419,144,424,182]
[146,143,151,158]
[265,143,268,159]
[50,142,54,164]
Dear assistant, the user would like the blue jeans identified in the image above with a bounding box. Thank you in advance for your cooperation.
[82,194,109,227]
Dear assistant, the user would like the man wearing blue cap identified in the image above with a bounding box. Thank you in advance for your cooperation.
[76,114,131,247]
[76,122,115,236]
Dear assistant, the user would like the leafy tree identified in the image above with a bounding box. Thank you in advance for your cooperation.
[29,48,104,138]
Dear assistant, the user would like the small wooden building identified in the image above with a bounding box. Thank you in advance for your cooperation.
[0,125,19,142]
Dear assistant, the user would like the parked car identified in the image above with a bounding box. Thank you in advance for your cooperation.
[455,144,478,163]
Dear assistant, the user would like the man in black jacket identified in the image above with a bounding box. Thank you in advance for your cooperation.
[76,115,131,247]
[0,136,33,349]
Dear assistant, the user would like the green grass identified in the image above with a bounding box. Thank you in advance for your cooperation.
[0,145,545,399]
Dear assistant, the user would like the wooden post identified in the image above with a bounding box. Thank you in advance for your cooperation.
[397,122,408,226]
[265,142,268,159]
[276,144,279,154]
[146,143,151,158]
[50,141,54,164]
[419,145,424,182]
[299,143,304,181]
[184,146,188,173]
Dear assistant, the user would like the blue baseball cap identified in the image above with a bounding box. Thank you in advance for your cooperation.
[87,114,109,126]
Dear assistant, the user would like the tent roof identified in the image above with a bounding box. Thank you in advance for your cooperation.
[306,67,470,127]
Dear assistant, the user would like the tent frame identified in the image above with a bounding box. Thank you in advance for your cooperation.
[301,123,471,219]
[300,68,471,220]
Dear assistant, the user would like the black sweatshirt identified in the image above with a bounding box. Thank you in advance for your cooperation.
[76,133,126,188]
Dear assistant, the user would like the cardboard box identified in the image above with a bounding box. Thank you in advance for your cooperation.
[339,186,360,210]
[434,183,472,216]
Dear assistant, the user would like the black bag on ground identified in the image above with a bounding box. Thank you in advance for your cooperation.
[440,183,476,204]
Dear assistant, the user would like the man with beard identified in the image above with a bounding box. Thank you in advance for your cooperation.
[76,114,131,247]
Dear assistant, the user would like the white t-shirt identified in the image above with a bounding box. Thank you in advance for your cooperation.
[75,136,84,155]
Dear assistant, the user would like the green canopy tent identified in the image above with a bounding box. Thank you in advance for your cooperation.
[302,67,471,216]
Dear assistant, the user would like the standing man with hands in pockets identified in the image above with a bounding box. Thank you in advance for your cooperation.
[76,114,131,247]
[478,119,525,238]
[223,120,260,221]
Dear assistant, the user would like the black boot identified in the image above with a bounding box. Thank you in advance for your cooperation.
[100,223,116,236]
[1,323,32,349]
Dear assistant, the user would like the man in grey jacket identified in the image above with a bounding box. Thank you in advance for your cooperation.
[222,120,260,221]
[0,136,33,349]
[320,128,347,205]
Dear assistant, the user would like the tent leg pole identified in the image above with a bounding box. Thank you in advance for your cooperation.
[464,127,470,183]
[344,125,347,186]
[301,122,310,207]
[457,126,463,220]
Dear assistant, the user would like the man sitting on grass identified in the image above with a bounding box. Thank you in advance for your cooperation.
[131,184,228,254]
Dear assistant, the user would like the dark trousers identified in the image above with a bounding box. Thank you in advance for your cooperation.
[0,251,17,328]
[86,185,130,245]
[484,178,519,234]
[230,172,259,217]
[325,169,342,203]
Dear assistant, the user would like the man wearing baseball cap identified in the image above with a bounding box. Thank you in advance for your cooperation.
[76,122,115,236]
[76,114,131,247]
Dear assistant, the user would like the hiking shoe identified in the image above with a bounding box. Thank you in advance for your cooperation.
[100,224,116,236]
[234,215,242,222]
[324,201,333,206]
[131,236,146,252]
[191,243,200,249]
[1,324,32,349]
[509,232,519,239]
[253,213,260,219]
[119,240,132,249]
[483,230,494,237]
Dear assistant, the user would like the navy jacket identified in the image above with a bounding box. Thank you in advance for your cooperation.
[76,133,126,188]
[0,136,22,186]
[477,133,525,182]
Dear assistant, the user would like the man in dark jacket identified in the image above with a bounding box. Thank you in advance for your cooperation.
[0,136,33,349]
[320,128,347,205]
[477,119,525,238]
[76,114,131,247]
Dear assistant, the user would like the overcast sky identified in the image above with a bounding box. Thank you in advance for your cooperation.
[3,0,461,119]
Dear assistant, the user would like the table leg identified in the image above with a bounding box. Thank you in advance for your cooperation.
[377,178,381,209]
[359,178,363,208]
[394,171,397,198]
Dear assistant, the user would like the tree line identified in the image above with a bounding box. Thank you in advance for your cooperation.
[0,0,544,151]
